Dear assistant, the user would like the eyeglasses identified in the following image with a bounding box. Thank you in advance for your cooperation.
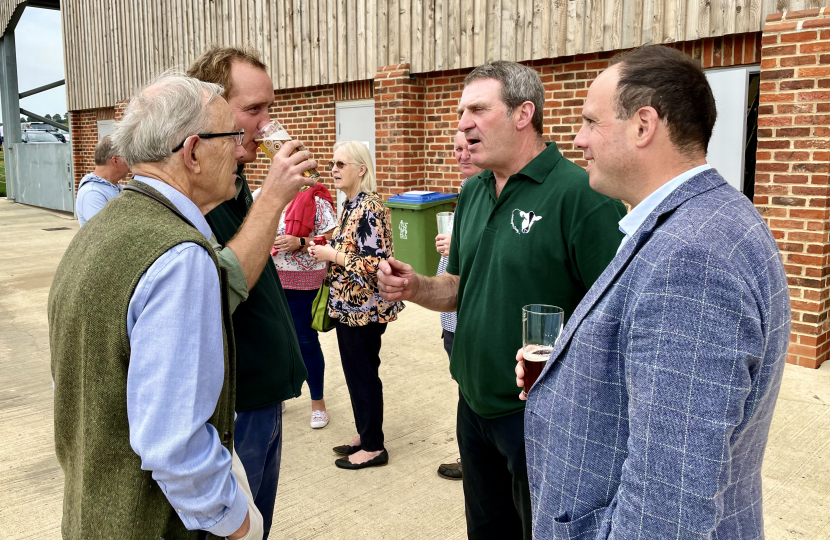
[327,160,361,171]
[171,130,245,153]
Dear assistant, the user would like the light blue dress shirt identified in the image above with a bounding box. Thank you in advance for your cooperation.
[125,176,247,536]
[617,164,712,253]
[76,173,123,226]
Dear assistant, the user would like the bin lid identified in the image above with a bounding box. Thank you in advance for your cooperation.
[387,191,458,204]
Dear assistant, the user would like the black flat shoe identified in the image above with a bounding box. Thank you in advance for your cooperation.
[332,444,361,455]
[335,449,389,470]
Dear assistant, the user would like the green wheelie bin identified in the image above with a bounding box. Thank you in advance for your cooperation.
[385,191,459,276]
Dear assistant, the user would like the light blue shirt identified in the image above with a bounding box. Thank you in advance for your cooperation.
[617,164,712,253]
[76,173,122,226]
[125,176,247,536]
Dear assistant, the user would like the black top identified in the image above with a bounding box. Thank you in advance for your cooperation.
[205,171,307,411]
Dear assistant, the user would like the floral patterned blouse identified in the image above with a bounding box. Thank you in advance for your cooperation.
[327,191,404,327]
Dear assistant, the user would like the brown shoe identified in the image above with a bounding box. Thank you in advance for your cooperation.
[437,458,462,480]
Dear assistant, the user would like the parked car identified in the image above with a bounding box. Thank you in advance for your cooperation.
[22,130,62,144]
[22,122,69,143]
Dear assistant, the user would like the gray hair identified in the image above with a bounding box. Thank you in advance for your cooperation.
[93,135,118,166]
[112,72,225,167]
[464,61,545,134]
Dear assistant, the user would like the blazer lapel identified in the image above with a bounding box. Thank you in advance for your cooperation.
[534,170,728,383]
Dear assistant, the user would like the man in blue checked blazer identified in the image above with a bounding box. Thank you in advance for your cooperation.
[516,46,791,539]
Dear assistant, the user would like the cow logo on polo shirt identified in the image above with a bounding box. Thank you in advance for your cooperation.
[511,209,542,234]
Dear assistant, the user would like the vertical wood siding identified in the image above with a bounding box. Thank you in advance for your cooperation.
[9,0,823,110]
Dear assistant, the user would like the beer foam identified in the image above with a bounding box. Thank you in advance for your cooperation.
[262,129,291,141]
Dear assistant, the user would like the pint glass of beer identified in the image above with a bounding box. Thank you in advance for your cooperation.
[522,304,564,394]
[255,120,320,179]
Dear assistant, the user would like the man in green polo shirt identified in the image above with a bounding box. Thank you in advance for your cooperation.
[378,61,625,540]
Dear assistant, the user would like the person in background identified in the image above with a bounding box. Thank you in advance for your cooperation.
[435,131,483,482]
[308,141,404,470]
[253,182,337,429]
[49,73,264,540]
[76,135,130,226]
[516,45,790,540]
[188,46,313,539]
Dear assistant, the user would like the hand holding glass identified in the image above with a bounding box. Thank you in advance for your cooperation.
[436,212,454,235]
[255,120,320,179]
[522,305,564,394]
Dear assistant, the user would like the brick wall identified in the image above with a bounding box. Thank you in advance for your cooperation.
[755,7,830,368]
[374,64,427,197]
[69,105,124,190]
[69,109,103,190]
[417,33,763,194]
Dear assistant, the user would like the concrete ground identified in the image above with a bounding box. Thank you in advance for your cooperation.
[0,198,827,539]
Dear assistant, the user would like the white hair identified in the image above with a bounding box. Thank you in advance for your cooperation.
[112,72,225,167]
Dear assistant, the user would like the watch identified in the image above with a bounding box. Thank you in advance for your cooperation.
[299,237,306,247]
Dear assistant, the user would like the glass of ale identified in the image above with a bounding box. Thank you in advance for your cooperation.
[254,120,320,179]
[522,304,564,395]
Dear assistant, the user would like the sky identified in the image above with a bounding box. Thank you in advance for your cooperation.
[0,7,66,122]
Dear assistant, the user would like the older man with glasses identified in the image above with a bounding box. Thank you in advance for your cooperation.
[48,72,310,540]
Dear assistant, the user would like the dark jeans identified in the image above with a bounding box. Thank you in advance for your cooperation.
[284,287,326,400]
[335,320,387,451]
[234,404,283,540]
[442,329,455,360]
[457,391,531,540]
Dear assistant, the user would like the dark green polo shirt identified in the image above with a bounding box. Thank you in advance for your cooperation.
[446,142,625,418]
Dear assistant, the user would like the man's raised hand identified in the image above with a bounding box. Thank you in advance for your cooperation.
[378,257,419,302]
[258,140,317,206]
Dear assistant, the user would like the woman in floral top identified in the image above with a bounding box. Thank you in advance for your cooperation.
[309,140,403,470]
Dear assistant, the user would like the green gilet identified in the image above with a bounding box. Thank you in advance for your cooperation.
[48,181,236,540]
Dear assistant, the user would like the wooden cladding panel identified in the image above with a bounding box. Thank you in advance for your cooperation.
[0,0,24,35]
[398,0,827,72]
[54,0,827,111]
[61,0,376,110]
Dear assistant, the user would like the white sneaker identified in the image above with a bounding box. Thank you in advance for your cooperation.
[310,410,329,429]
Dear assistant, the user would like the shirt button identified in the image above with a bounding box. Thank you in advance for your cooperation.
[222,430,232,444]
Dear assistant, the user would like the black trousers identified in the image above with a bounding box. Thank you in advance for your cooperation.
[457,391,532,540]
[442,329,455,360]
[335,321,387,452]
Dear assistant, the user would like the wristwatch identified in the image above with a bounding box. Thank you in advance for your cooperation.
[299,237,306,247]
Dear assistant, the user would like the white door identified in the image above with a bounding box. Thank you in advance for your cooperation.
[97,119,115,140]
[705,66,759,192]
[335,100,375,214]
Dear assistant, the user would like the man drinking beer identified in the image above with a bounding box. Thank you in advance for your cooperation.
[188,47,314,540]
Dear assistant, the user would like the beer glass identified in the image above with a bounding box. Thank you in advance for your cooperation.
[436,212,454,235]
[255,120,320,179]
[522,305,564,394]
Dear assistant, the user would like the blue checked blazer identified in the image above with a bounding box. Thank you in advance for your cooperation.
[525,169,791,539]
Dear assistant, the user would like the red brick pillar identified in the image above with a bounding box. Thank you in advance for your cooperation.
[374,64,426,198]
[755,7,830,368]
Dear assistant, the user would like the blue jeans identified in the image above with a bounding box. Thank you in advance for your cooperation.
[284,287,326,400]
[234,404,282,540]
